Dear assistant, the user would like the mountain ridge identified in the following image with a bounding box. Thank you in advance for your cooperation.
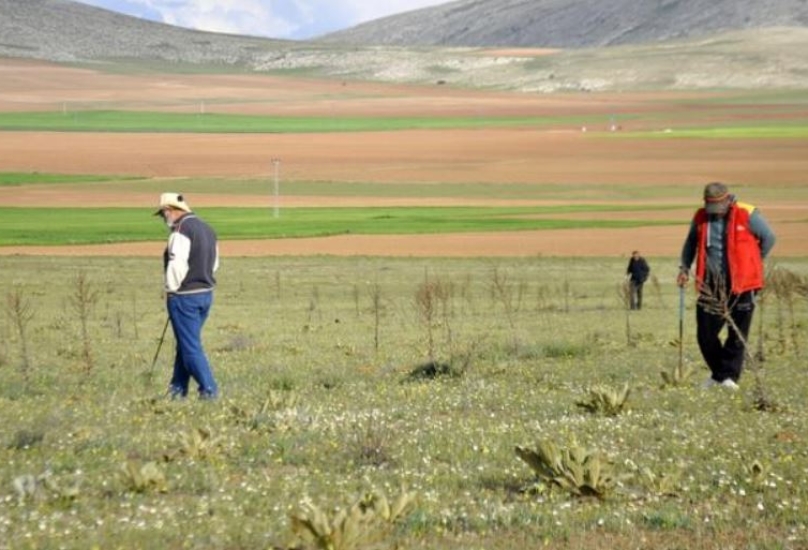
[1,0,807,92]
[0,0,288,64]
[319,0,808,48]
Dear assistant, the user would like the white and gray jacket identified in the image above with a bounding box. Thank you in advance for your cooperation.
[163,213,219,295]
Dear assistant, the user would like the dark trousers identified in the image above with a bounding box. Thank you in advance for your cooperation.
[696,291,755,382]
[629,281,644,310]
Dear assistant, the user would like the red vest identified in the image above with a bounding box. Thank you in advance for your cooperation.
[694,202,764,294]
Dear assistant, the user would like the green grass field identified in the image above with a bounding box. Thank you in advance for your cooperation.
[1,86,806,549]
[1,107,805,137]
[0,110,595,133]
[619,125,808,139]
[1,255,807,549]
[0,205,682,246]
[0,172,729,201]
[0,172,140,186]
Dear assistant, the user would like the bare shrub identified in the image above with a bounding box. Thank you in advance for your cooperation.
[649,274,665,308]
[369,279,383,354]
[490,266,523,352]
[535,282,551,312]
[768,266,803,357]
[5,287,35,383]
[307,285,321,326]
[660,361,696,388]
[352,283,360,317]
[562,276,571,313]
[415,271,451,362]
[616,280,634,346]
[131,290,140,340]
[69,271,99,376]
[0,313,8,368]
[349,412,394,467]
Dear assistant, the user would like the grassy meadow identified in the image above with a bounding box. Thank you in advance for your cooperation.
[1,254,807,549]
[1,87,807,549]
[0,111,594,133]
[0,205,678,246]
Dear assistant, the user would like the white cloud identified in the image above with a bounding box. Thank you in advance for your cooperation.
[74,0,450,39]
[140,0,306,38]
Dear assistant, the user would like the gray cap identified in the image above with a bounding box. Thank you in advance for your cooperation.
[703,182,730,214]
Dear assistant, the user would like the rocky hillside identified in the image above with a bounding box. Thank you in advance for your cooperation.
[261,27,808,92]
[320,0,808,48]
[0,0,286,63]
[1,0,808,92]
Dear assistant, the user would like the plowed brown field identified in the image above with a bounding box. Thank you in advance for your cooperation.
[1,58,806,258]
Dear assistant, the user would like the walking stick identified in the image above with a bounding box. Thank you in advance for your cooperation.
[148,316,170,381]
[678,285,685,372]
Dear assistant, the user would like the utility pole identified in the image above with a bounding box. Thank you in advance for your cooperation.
[271,158,281,218]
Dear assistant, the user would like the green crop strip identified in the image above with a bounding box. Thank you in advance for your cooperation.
[0,110,596,133]
[0,206,681,246]
[611,123,808,139]
[0,172,140,186]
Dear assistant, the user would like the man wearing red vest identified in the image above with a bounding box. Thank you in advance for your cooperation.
[676,182,775,390]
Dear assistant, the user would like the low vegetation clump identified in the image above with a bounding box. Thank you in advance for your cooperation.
[515,439,618,499]
[575,383,632,416]
[659,360,695,388]
[288,488,417,550]
[0,256,807,549]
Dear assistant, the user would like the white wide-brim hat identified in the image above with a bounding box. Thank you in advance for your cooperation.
[154,192,191,215]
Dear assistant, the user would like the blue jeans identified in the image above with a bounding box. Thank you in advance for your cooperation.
[167,292,218,398]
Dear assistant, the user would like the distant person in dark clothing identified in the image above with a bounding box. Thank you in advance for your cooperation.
[626,250,650,310]
[677,182,775,391]
[155,193,220,400]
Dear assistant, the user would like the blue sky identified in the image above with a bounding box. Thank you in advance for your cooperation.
[73,0,449,40]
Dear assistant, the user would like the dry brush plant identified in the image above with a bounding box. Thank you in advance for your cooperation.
[767,266,804,357]
[5,286,35,384]
[649,274,665,308]
[562,276,572,313]
[490,266,519,349]
[229,390,303,434]
[616,280,634,347]
[0,312,8,369]
[369,278,383,354]
[163,426,222,462]
[628,464,680,498]
[415,271,453,362]
[306,285,322,328]
[348,411,394,467]
[69,271,99,375]
[659,360,695,388]
[119,460,168,494]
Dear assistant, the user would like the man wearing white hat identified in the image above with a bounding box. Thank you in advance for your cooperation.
[155,193,220,399]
